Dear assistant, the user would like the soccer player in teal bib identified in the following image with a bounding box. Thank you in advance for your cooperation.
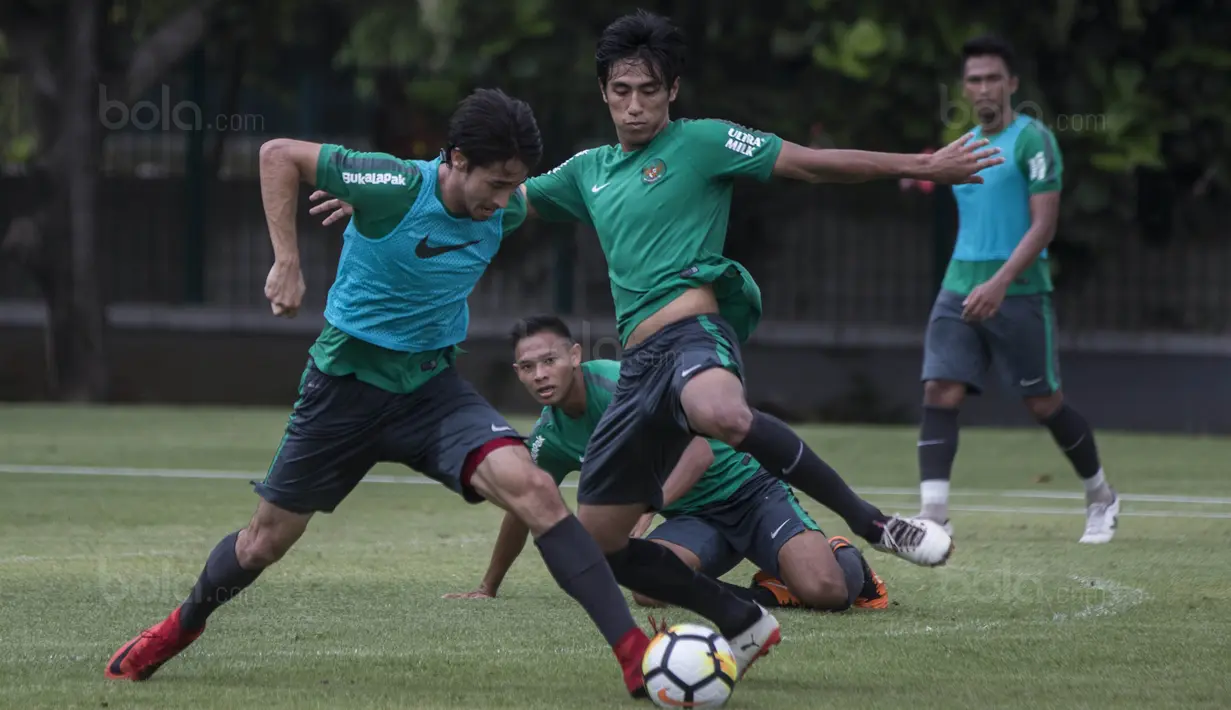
[311,10,1001,670]
[104,90,661,698]
[443,316,889,612]
[916,36,1120,544]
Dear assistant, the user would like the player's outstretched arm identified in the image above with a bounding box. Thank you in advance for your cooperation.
[259,139,323,317]
[631,437,715,538]
[443,510,531,600]
[771,132,1004,186]
[662,437,716,508]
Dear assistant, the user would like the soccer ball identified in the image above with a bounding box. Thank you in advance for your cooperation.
[642,623,738,708]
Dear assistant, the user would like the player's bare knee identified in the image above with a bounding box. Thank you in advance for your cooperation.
[792,573,850,610]
[1025,391,1064,421]
[681,368,751,444]
[924,380,966,409]
[688,399,753,445]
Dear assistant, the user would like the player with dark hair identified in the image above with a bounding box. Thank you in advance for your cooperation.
[104,89,659,698]
[444,315,889,613]
[915,35,1119,542]
[309,10,1001,671]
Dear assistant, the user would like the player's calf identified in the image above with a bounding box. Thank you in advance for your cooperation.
[1027,393,1119,543]
[469,443,650,698]
[106,500,310,682]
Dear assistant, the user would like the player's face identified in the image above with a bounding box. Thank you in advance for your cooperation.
[962,55,1018,124]
[513,333,582,406]
[453,151,529,220]
[601,59,679,147]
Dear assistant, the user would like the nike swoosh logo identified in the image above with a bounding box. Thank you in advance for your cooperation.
[416,235,480,259]
[591,183,610,193]
[680,364,702,378]
[1019,377,1043,387]
[917,439,947,447]
[770,519,791,539]
[491,424,514,433]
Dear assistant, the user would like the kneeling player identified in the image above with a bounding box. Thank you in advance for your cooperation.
[445,315,887,612]
[104,90,655,698]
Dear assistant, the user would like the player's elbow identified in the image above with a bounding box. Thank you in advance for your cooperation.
[259,138,318,184]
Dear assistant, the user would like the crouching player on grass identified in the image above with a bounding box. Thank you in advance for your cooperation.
[444,315,889,612]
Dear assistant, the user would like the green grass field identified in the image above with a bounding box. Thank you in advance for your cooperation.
[2,404,1229,709]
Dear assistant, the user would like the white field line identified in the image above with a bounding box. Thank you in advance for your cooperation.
[3,464,1231,518]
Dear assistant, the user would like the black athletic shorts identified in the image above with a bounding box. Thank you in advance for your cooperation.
[252,358,522,514]
[577,314,744,510]
[647,471,823,579]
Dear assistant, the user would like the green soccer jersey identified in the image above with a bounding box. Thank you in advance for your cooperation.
[524,119,784,345]
[942,115,1063,296]
[307,145,528,393]
[526,359,762,516]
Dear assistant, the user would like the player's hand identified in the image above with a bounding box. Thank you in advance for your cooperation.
[962,279,1009,322]
[442,587,495,600]
[264,260,306,318]
[308,190,354,227]
[630,513,655,539]
[925,133,1005,185]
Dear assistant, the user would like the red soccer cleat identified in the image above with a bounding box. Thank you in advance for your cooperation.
[105,607,204,681]
[613,626,651,699]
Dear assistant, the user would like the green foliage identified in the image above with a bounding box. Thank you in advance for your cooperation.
[333,0,556,114]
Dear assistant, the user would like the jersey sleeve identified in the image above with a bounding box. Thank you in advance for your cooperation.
[523,149,594,224]
[582,359,621,412]
[526,422,579,485]
[500,187,528,236]
[679,118,783,183]
[315,144,422,238]
[1014,123,1063,194]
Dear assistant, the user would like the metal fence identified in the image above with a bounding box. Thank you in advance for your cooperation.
[3,132,1230,344]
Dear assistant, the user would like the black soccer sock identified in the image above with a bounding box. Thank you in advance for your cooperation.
[1041,404,1103,479]
[607,539,761,639]
[535,515,638,648]
[718,580,778,607]
[918,406,960,521]
[737,410,887,543]
[178,531,263,632]
[832,545,867,610]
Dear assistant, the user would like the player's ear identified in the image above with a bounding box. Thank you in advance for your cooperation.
[668,78,679,102]
[1007,74,1019,95]
[569,342,582,366]
[598,79,609,104]
[450,147,468,172]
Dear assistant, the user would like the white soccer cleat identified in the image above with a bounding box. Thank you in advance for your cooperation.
[726,605,781,679]
[917,511,955,537]
[873,515,954,567]
[1079,493,1120,544]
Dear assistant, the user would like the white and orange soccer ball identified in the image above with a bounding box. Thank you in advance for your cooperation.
[642,623,738,708]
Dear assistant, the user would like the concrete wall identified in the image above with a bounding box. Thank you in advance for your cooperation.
[3,318,1228,435]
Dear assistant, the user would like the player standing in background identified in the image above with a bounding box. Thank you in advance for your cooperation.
[443,315,888,612]
[915,36,1119,543]
[309,9,1000,674]
[105,89,658,698]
